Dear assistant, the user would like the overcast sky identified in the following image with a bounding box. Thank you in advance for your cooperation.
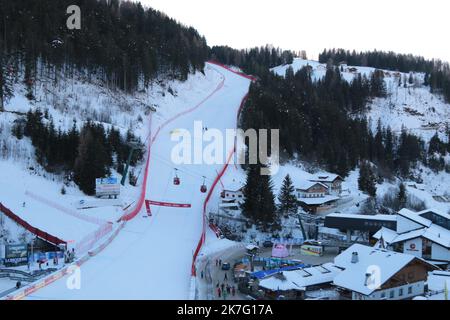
[139,0,450,62]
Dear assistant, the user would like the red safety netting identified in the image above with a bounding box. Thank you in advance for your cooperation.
[190,64,254,276]
[0,202,66,246]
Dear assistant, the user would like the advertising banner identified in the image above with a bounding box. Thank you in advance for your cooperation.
[5,244,28,266]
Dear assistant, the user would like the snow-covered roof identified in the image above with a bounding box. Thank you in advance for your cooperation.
[258,263,342,292]
[373,227,400,244]
[296,180,328,191]
[246,244,259,251]
[376,209,450,248]
[223,181,243,192]
[375,226,450,249]
[310,174,343,183]
[298,195,340,205]
[419,209,450,221]
[422,225,450,248]
[333,244,434,295]
[398,208,432,227]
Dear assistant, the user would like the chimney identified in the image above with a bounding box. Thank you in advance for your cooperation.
[351,252,359,263]
[364,273,371,286]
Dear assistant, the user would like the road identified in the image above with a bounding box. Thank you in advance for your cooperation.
[196,243,247,300]
[25,63,251,299]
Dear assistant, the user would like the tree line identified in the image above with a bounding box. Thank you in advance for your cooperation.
[319,48,450,103]
[210,45,295,77]
[0,0,209,96]
[13,108,144,194]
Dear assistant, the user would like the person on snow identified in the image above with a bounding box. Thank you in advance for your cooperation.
[223,289,228,300]
[217,287,221,298]
[215,259,218,267]
[224,272,228,281]
[231,286,236,296]
[200,270,204,279]
[220,283,225,291]
[216,281,220,288]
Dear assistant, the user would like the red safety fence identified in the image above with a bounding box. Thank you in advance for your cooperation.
[121,69,226,221]
[190,67,253,276]
[145,200,192,208]
[75,222,113,255]
[207,60,258,82]
[119,113,154,221]
[0,202,66,246]
[25,191,108,226]
[209,222,222,238]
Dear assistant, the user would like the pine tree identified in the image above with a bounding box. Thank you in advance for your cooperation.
[73,123,110,195]
[242,164,277,230]
[0,55,14,112]
[358,161,377,197]
[398,183,407,209]
[277,174,298,217]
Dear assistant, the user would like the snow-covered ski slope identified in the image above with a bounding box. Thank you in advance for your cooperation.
[25,63,251,299]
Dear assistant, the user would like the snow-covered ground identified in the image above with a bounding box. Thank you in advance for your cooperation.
[19,62,251,299]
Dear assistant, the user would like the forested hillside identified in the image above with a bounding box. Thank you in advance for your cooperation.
[0,0,211,194]
[240,62,450,181]
[319,49,450,103]
[0,0,209,102]
[210,45,295,76]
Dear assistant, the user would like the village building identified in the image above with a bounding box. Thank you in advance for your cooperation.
[373,208,450,267]
[218,181,244,213]
[296,180,340,214]
[333,244,438,300]
[309,174,343,196]
[325,213,397,241]
[255,262,343,300]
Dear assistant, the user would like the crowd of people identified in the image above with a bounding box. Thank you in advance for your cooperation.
[214,259,236,300]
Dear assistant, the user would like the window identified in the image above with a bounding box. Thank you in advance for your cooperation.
[408,286,412,294]
[381,292,386,299]
[399,288,403,296]
[389,290,395,299]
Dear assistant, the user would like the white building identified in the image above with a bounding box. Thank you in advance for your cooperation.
[333,244,438,300]
[373,208,450,266]
[309,174,343,196]
[221,181,244,203]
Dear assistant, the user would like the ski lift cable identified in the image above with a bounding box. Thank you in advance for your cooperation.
[149,151,217,184]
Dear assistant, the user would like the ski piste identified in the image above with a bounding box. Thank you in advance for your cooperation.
[8,62,253,300]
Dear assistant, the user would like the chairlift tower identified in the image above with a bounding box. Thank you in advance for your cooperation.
[121,139,141,186]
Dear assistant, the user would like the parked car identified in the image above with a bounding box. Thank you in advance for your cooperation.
[221,262,231,270]
[263,240,273,248]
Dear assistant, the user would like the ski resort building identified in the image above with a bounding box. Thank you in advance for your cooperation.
[333,244,438,300]
[221,182,244,203]
[295,181,340,214]
[324,213,397,239]
[218,182,244,213]
[255,263,342,300]
[373,208,450,266]
[309,174,344,196]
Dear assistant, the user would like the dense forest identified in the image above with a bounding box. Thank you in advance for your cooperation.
[240,65,450,180]
[210,45,296,77]
[0,0,209,98]
[319,49,450,103]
